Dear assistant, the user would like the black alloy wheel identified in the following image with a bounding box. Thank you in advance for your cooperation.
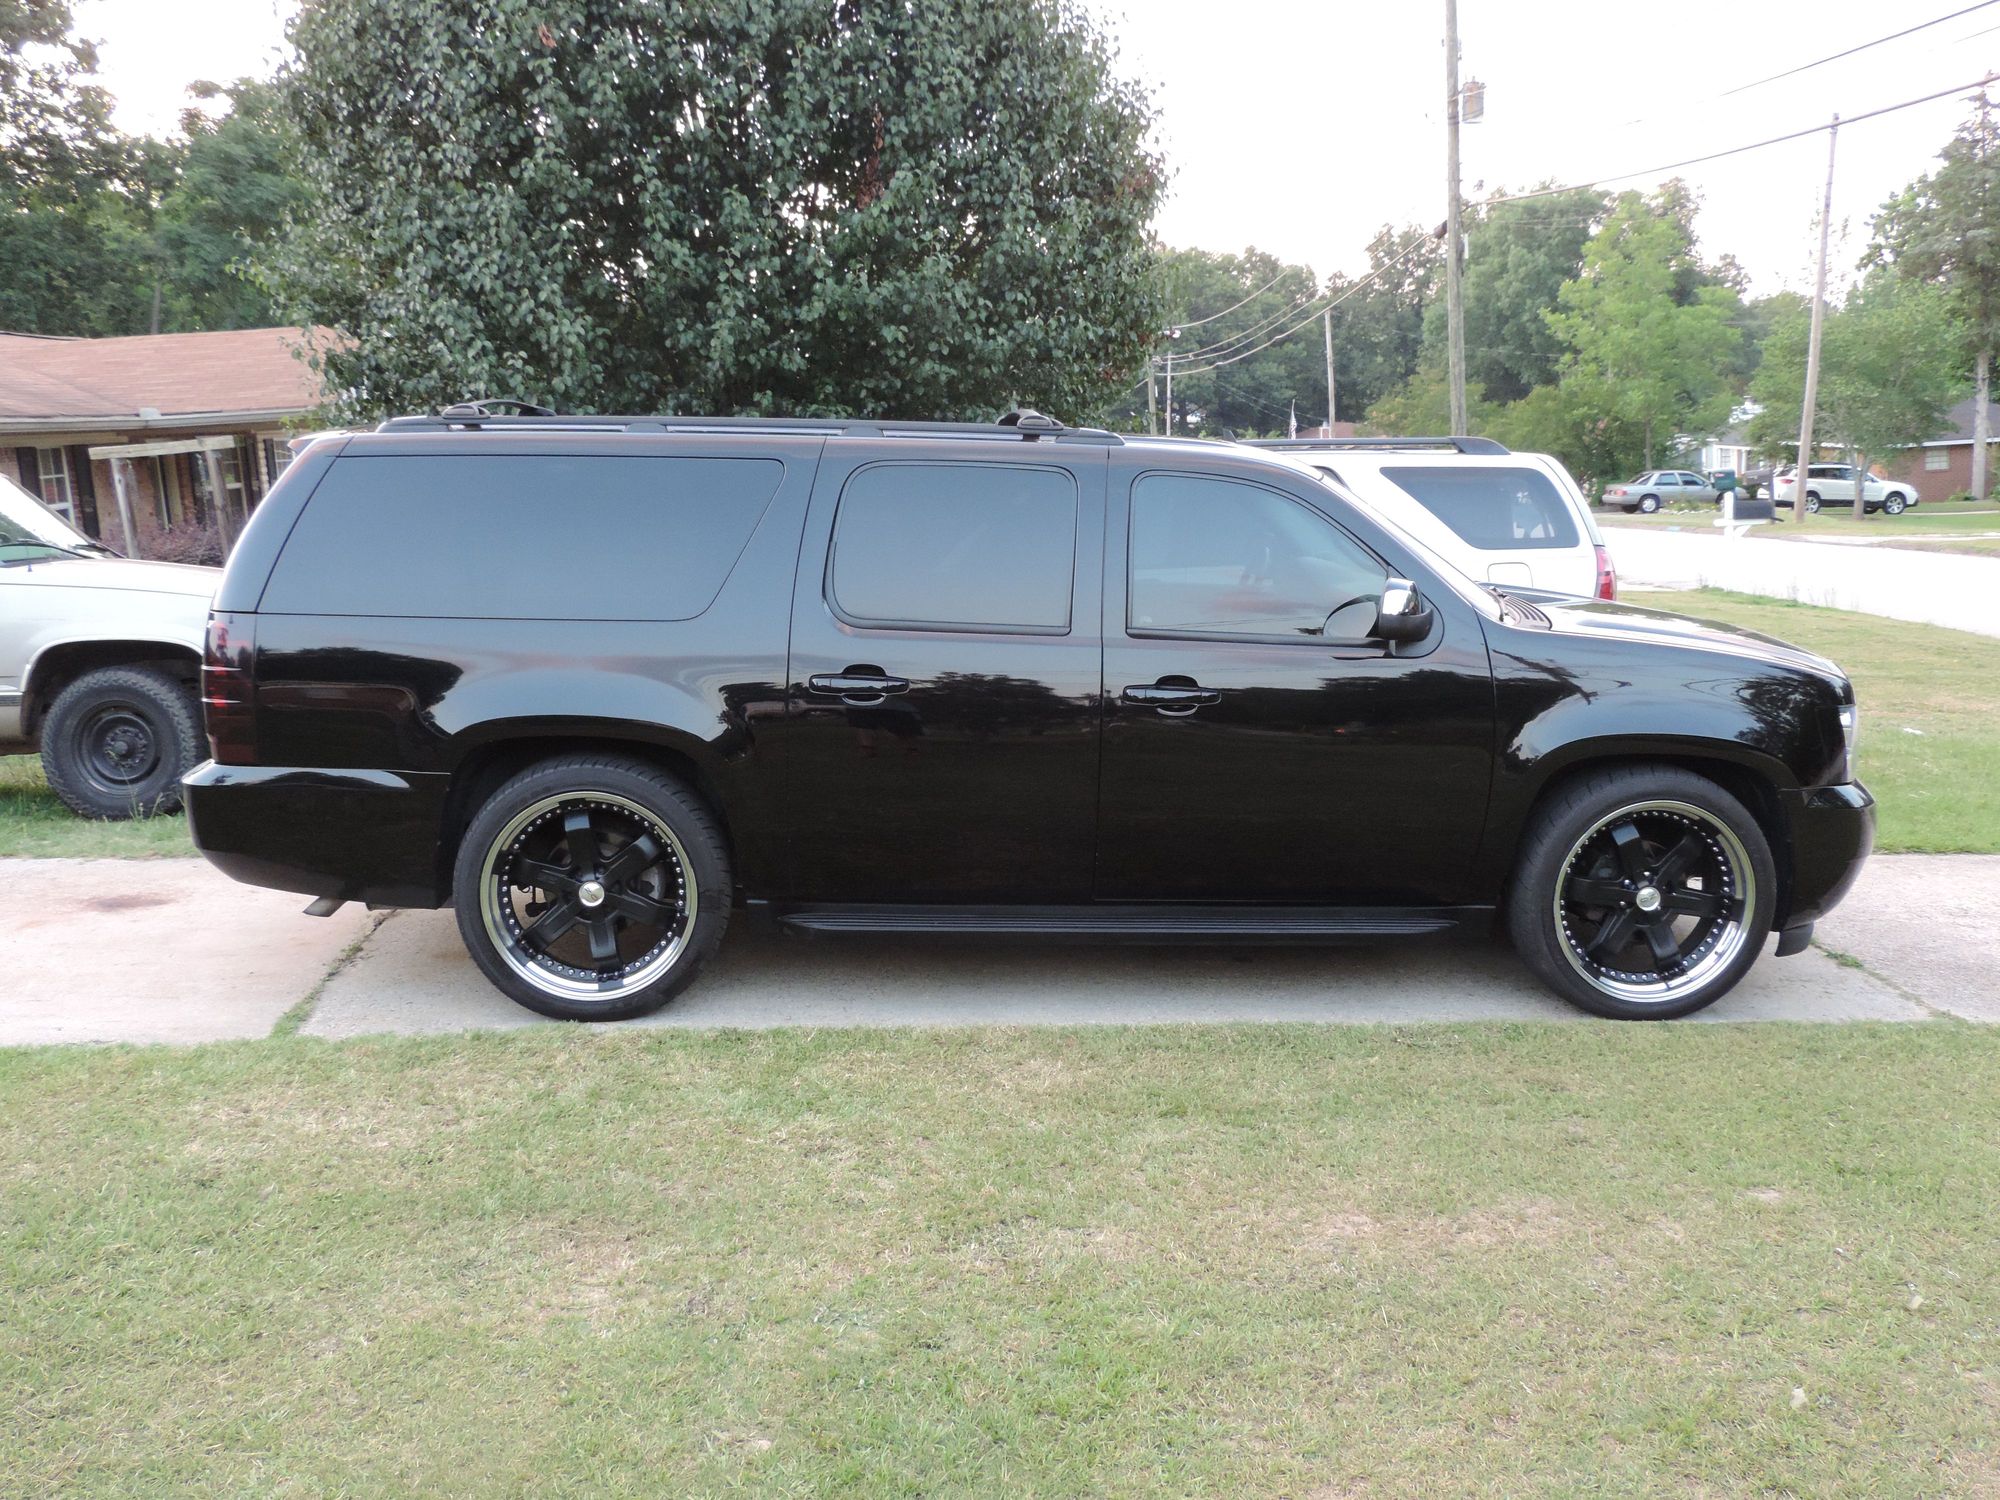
[453,755,730,1020]
[39,665,202,819]
[1508,766,1776,1019]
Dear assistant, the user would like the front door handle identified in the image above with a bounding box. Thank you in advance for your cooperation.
[1123,682,1220,714]
[809,671,911,704]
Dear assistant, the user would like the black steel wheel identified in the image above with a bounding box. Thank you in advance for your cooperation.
[39,665,201,819]
[1508,766,1777,1019]
[452,755,730,1020]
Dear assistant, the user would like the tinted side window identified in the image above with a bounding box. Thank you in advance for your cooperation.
[261,455,781,619]
[1129,474,1387,642]
[828,463,1076,632]
[1376,465,1580,551]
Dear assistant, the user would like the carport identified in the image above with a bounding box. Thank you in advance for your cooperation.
[86,435,241,557]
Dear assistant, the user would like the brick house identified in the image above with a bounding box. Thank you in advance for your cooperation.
[1881,396,2000,501]
[0,326,328,551]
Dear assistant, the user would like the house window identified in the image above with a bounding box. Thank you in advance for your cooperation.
[190,445,247,519]
[1926,448,1950,471]
[262,437,293,484]
[36,448,75,522]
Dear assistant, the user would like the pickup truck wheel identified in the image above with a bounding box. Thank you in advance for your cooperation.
[1637,494,1661,514]
[1507,767,1776,1020]
[453,755,730,1021]
[39,665,201,819]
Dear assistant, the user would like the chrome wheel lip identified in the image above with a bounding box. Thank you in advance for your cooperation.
[478,791,696,1002]
[1553,798,1756,1006]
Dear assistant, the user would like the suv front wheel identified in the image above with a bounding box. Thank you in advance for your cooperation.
[452,754,731,1020]
[1507,766,1777,1019]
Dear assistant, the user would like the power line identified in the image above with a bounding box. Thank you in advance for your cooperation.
[1170,227,1412,363]
[1489,71,1999,208]
[1719,2,2000,97]
[1173,265,1302,328]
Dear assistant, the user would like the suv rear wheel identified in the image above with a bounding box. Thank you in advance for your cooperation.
[452,754,731,1020]
[1507,766,1776,1019]
[1804,491,1822,513]
[40,665,201,819]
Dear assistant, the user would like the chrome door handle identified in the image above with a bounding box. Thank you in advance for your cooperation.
[808,672,910,704]
[1122,683,1220,713]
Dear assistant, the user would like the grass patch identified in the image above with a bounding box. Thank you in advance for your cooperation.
[1645,589,2000,854]
[0,754,194,858]
[1,1024,1997,1496]
[1602,501,2000,555]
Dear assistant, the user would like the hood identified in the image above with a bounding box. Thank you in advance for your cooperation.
[12,553,222,598]
[1515,591,1848,688]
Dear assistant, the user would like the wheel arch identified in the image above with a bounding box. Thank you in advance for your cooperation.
[435,727,742,903]
[22,639,201,738]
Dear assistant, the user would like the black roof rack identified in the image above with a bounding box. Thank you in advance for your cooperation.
[378,404,1123,445]
[1244,435,1511,456]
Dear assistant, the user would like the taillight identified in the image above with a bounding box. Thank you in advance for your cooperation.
[202,611,257,764]
[1594,544,1618,601]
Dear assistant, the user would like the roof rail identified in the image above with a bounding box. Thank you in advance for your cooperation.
[377,406,1124,445]
[1244,435,1511,456]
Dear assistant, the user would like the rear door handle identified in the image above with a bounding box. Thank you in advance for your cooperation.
[808,672,910,702]
[1123,683,1220,709]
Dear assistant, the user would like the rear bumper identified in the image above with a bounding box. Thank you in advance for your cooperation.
[183,761,452,909]
[1777,781,1874,936]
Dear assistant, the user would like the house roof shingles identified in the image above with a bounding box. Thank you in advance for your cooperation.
[1925,396,2000,445]
[0,327,326,430]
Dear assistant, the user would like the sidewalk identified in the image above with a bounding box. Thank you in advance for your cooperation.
[0,855,1990,1044]
[1605,524,2000,637]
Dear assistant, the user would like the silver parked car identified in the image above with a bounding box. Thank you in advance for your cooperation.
[0,473,218,818]
[1599,470,1722,513]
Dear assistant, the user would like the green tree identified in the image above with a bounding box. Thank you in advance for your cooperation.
[1748,271,1963,515]
[266,0,1165,421]
[1870,88,2000,498]
[1326,225,1442,422]
[1421,186,1608,403]
[1543,188,1741,472]
[154,80,305,329]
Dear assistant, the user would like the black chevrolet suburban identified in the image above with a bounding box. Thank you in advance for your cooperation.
[184,410,1873,1022]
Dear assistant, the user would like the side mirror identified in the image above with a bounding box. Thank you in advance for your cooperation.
[1372,578,1434,643]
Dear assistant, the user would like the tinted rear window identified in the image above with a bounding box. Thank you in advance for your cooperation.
[261,455,782,618]
[828,463,1076,632]
[1375,465,1579,551]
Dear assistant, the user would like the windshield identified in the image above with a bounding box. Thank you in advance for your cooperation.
[0,473,96,556]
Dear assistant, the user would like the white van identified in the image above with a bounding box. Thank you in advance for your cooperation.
[1244,437,1615,599]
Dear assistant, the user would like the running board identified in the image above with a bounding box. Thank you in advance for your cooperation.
[775,904,1490,942]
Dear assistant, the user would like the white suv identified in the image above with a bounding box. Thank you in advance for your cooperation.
[1245,437,1615,598]
[0,473,218,818]
[1773,464,1918,515]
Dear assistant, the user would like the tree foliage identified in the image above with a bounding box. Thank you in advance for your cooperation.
[266,0,1165,421]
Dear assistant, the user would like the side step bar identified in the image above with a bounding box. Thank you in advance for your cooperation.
[776,904,1491,943]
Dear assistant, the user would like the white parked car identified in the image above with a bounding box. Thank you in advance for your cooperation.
[1245,437,1616,598]
[1772,463,1918,515]
[0,473,219,818]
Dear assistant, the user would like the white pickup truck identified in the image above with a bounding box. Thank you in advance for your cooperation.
[0,473,218,818]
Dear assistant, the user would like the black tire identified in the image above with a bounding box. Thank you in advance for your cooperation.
[1506,765,1777,1020]
[1804,492,1821,513]
[39,665,201,819]
[452,754,730,1020]
[1637,494,1661,514]
[1883,494,1907,516]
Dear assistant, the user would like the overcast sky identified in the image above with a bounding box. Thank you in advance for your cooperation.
[78,0,2000,297]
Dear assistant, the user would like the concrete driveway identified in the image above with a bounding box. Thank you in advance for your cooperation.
[1,855,1991,1044]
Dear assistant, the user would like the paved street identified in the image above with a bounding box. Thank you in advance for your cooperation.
[0,855,1991,1044]
[1605,524,2000,637]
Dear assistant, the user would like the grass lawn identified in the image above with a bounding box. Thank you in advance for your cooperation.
[0,754,193,858]
[1645,590,2000,855]
[2,1025,1997,1496]
[1599,502,2000,557]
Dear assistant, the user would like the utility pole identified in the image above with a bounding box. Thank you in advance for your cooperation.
[1146,360,1158,435]
[1444,0,1468,435]
[1794,115,1838,526]
[1160,326,1181,435]
[1323,308,1337,434]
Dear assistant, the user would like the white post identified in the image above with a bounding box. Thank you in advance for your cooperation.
[108,457,139,558]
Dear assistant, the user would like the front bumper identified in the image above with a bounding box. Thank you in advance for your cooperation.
[182,761,452,909]
[1776,782,1874,938]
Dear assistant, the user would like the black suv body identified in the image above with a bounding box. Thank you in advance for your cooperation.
[185,415,1873,1020]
